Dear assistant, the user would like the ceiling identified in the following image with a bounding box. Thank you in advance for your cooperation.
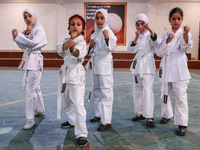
[0,0,58,3]
[0,0,149,4]
[0,0,199,3]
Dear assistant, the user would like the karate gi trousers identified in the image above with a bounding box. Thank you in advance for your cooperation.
[93,74,113,124]
[26,69,45,120]
[63,83,88,138]
[161,82,189,126]
[132,74,155,118]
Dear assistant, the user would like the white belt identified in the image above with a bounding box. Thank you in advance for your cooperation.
[94,51,110,56]
[22,50,42,89]
[134,53,152,79]
[57,64,82,119]
[160,53,170,104]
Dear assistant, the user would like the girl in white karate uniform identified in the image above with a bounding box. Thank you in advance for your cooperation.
[12,8,47,130]
[156,7,193,136]
[127,13,161,128]
[56,14,88,147]
[86,9,117,131]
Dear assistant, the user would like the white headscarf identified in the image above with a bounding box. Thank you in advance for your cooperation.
[134,13,149,25]
[94,8,109,35]
[134,13,149,36]
[91,8,113,52]
[22,8,40,27]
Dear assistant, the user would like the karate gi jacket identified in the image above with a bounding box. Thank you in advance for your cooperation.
[156,28,193,83]
[56,35,87,85]
[127,31,161,78]
[87,28,117,75]
[14,25,47,70]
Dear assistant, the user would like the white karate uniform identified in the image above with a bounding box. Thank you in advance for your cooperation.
[86,9,117,124]
[56,35,88,138]
[156,27,193,126]
[127,13,161,118]
[13,8,47,120]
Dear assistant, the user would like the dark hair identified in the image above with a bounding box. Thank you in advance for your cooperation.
[68,14,86,35]
[169,7,183,19]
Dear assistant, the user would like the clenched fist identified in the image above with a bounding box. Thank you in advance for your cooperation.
[68,39,75,48]
[12,29,18,37]
[166,33,174,44]
[102,29,109,39]
[89,39,96,48]
[25,25,33,35]
[71,32,78,40]
[184,25,190,34]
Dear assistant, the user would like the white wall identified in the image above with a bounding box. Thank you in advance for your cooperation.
[0,3,57,50]
[0,1,199,59]
[152,2,200,60]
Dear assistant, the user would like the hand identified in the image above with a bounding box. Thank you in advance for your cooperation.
[145,23,155,37]
[12,29,18,37]
[89,39,95,48]
[102,29,109,39]
[184,25,190,34]
[135,30,140,38]
[133,30,140,45]
[145,23,151,31]
[183,25,190,43]
[166,34,174,44]
[71,32,78,40]
[68,39,75,48]
[26,25,33,35]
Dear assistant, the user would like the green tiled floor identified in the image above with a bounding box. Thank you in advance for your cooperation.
[0,70,200,150]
